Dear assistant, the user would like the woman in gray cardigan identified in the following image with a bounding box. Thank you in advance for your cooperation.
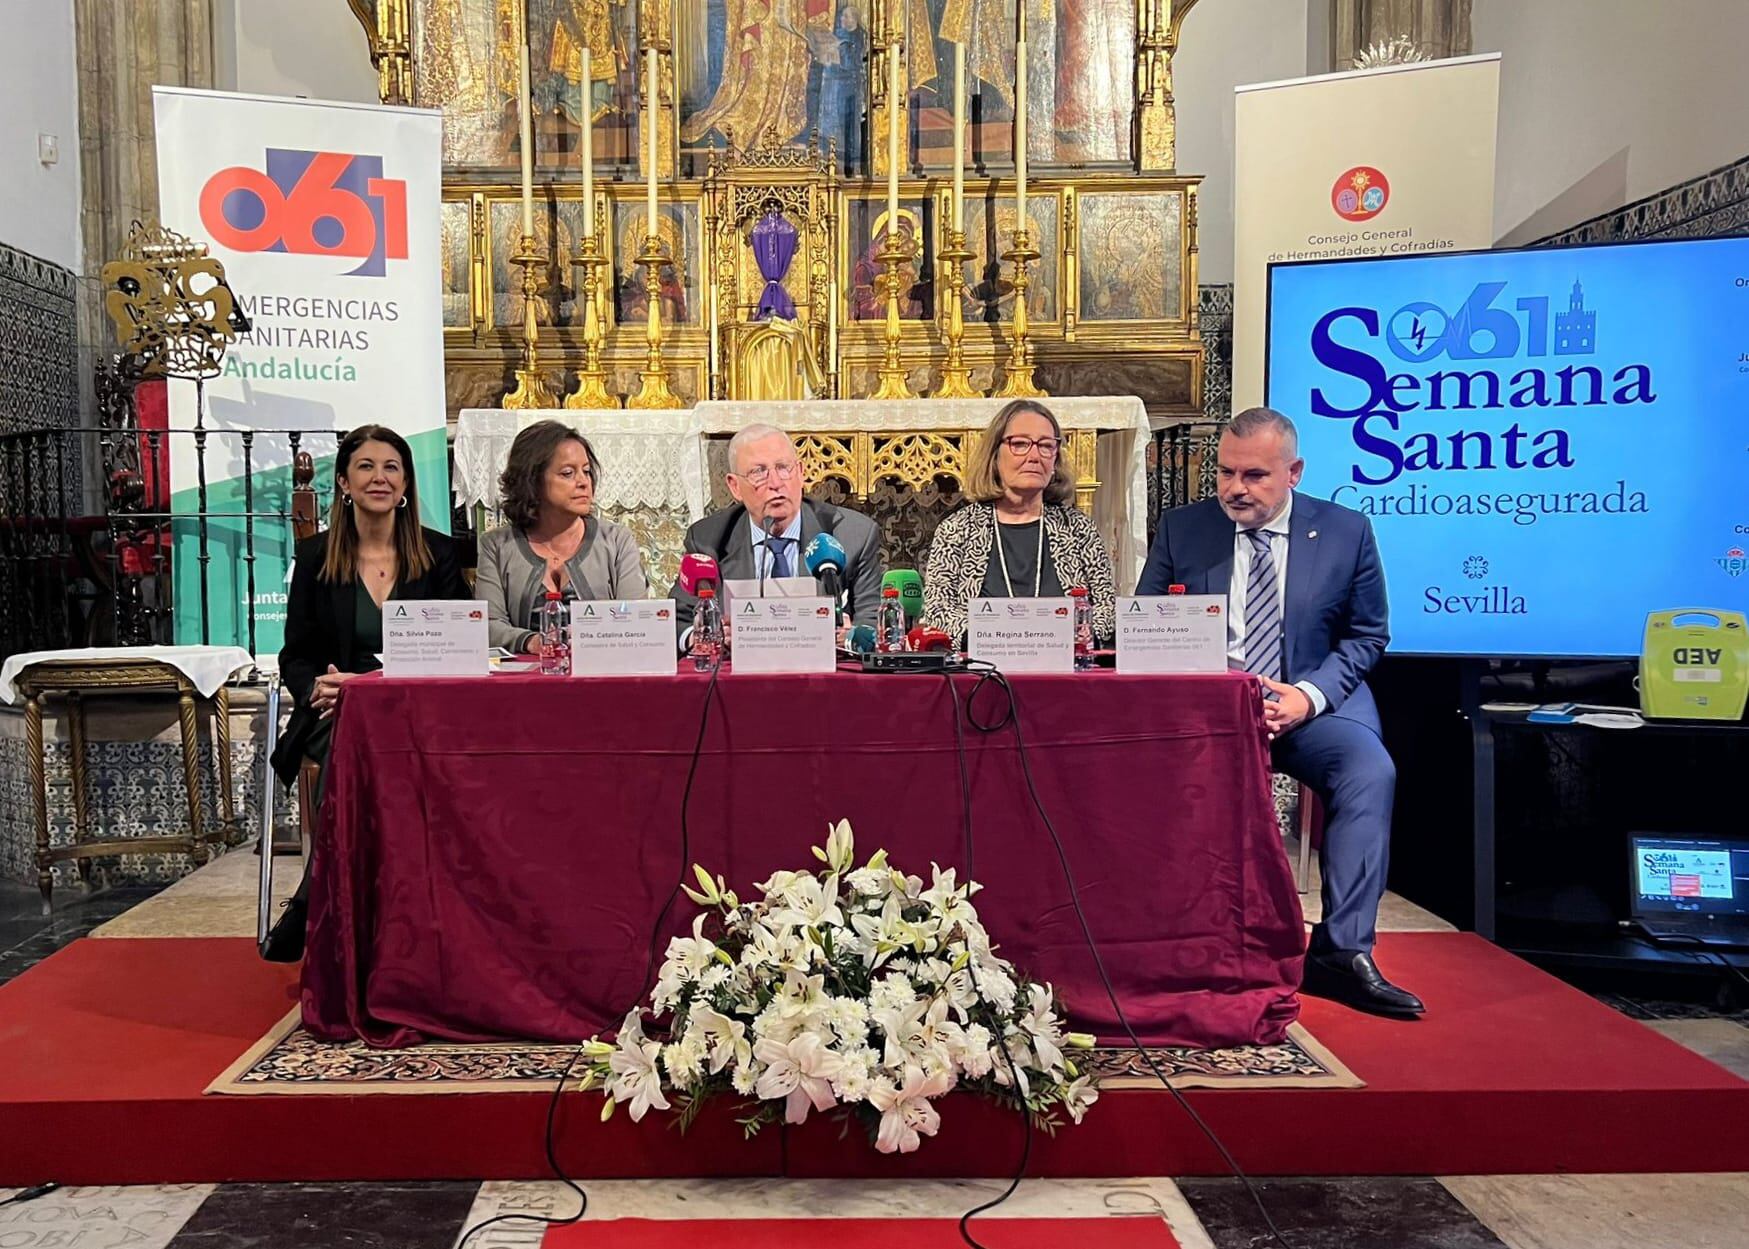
[475,420,650,653]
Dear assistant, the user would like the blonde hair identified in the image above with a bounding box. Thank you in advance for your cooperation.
[963,400,1075,506]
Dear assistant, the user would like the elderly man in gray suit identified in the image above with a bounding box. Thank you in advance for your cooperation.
[671,423,886,634]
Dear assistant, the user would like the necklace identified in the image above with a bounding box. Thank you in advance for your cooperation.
[993,512,1044,598]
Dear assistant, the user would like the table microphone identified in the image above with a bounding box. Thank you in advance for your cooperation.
[803,533,848,620]
[847,623,877,653]
[678,552,720,596]
[881,568,923,626]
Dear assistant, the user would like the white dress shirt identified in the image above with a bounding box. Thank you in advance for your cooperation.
[1228,492,1328,716]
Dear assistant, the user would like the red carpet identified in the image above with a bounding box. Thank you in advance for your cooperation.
[542,1220,1179,1247]
[2,932,1747,1184]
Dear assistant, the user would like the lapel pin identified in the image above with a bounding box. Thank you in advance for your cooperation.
[1307,530,1318,539]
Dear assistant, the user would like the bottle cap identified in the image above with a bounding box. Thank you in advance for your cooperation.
[1068,586,1088,597]
[545,590,562,601]
[1167,584,1186,595]
[881,585,899,597]
[698,586,715,599]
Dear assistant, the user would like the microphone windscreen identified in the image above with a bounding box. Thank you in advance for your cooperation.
[678,553,721,596]
[883,568,923,623]
[803,532,848,576]
[847,623,877,653]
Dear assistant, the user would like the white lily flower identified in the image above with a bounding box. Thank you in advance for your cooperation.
[607,1011,671,1122]
[1061,1074,1099,1124]
[869,1064,952,1153]
[753,1032,846,1124]
[767,873,845,932]
[921,864,979,927]
[1020,983,1066,1076]
[688,1005,752,1075]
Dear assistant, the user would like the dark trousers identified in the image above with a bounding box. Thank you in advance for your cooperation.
[1271,712,1397,953]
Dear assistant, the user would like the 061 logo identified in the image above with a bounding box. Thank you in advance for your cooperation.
[199,149,408,277]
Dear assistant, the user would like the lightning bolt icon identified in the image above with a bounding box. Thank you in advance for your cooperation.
[1411,317,1428,352]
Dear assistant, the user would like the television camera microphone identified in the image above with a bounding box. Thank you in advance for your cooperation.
[881,568,924,627]
[803,533,848,621]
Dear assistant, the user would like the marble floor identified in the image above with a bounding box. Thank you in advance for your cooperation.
[4,858,1749,1248]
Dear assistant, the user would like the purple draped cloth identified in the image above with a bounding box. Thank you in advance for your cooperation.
[751,210,799,320]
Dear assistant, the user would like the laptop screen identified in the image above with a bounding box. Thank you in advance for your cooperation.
[1630,837,1749,919]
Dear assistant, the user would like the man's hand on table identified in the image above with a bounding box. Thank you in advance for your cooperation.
[1258,676,1313,740]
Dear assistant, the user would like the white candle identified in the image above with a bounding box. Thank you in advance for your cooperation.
[952,42,965,233]
[580,45,594,239]
[1015,0,1026,233]
[645,44,659,242]
[886,2,902,239]
[518,19,534,237]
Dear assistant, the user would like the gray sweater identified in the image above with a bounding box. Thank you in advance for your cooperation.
[474,518,650,651]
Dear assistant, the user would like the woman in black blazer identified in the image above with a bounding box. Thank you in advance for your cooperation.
[265,423,466,959]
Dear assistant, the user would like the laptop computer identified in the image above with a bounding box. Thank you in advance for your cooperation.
[1627,835,1749,949]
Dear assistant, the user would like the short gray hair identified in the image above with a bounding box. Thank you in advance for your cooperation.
[726,422,793,475]
[1227,406,1299,456]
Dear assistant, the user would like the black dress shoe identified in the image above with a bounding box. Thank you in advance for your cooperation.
[1302,949,1424,1018]
[260,896,307,963]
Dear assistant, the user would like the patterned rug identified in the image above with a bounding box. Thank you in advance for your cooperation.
[207,1011,1361,1096]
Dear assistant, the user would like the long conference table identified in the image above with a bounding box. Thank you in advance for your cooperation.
[300,667,1306,1050]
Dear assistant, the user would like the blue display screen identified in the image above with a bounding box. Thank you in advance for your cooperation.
[1266,237,1749,657]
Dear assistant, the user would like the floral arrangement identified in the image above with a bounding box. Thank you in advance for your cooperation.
[575,820,1099,1152]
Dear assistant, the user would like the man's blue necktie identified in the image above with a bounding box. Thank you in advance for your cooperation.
[1242,528,1283,681]
[767,535,794,579]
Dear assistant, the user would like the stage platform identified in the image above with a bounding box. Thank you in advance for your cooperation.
[3,930,1747,1186]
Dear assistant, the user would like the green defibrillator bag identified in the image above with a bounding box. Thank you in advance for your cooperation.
[1640,609,1749,721]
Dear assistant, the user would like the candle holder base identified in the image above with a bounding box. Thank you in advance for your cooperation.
[628,234,684,410]
[871,233,917,401]
[565,233,621,409]
[503,234,559,409]
[932,232,982,399]
[995,229,1047,400]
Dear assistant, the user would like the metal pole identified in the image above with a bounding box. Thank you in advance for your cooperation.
[257,673,281,950]
[241,430,258,658]
[193,379,212,646]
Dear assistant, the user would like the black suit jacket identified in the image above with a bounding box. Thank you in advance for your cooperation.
[271,528,467,784]
[668,498,885,631]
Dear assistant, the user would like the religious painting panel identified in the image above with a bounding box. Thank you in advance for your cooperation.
[677,0,868,175]
[610,201,701,324]
[440,199,474,328]
[1077,190,1183,322]
[912,0,1134,172]
[414,0,640,170]
[487,197,591,327]
[960,191,1057,323]
[844,194,937,322]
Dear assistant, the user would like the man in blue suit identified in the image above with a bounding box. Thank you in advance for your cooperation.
[1139,407,1421,1018]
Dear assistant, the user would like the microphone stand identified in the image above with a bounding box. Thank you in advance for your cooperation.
[758,513,782,600]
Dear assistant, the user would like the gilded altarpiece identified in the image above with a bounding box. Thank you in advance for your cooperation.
[348,0,1204,423]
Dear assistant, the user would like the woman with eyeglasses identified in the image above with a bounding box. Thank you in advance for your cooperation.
[475,419,651,654]
[921,399,1117,646]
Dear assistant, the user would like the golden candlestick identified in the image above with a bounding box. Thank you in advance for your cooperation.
[995,228,1046,399]
[627,233,683,409]
[932,229,981,398]
[503,233,558,409]
[871,231,917,400]
[564,222,619,409]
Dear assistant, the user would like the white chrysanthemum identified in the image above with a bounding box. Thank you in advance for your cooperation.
[730,1061,760,1097]
[846,866,891,897]
[662,1034,706,1086]
[950,1022,995,1079]
[867,971,917,1016]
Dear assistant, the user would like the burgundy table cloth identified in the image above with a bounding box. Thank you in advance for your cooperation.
[301,669,1305,1049]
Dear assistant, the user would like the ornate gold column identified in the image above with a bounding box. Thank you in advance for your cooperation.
[869,0,909,179]
[347,0,414,104]
[1136,0,1198,173]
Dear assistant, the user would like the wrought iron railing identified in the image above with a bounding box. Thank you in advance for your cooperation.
[1148,420,1224,531]
[0,421,341,662]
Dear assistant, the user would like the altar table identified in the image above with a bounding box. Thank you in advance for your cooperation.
[301,669,1304,1049]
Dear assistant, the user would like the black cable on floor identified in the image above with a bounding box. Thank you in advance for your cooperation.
[0,1184,59,1207]
[951,662,1300,1249]
[455,653,724,1249]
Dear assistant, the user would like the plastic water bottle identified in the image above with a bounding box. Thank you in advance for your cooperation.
[1069,586,1094,670]
[689,586,724,671]
[876,585,908,653]
[538,591,570,675]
